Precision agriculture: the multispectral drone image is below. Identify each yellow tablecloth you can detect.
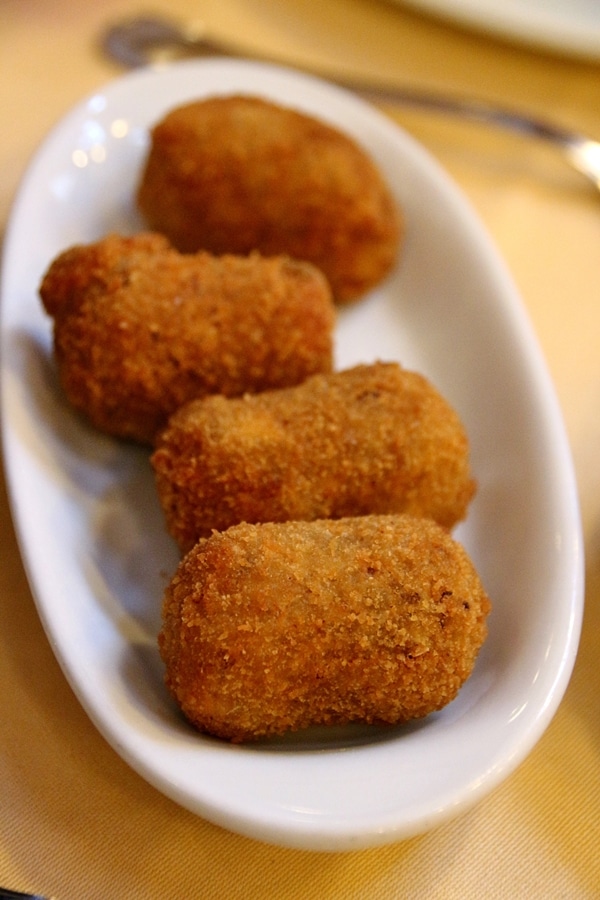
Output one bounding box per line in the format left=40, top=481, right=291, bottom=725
left=1, top=1, right=599, bottom=897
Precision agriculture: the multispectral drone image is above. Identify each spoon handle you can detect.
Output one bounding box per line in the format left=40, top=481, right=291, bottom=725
left=101, top=15, right=600, bottom=191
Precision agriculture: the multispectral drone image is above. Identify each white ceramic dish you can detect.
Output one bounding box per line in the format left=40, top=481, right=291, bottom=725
left=393, top=0, right=600, bottom=60
left=1, top=59, right=583, bottom=851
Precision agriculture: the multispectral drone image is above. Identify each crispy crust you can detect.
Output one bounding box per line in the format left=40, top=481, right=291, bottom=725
left=39, top=232, right=335, bottom=444
left=159, top=515, right=491, bottom=742
left=152, top=362, right=476, bottom=551
left=137, top=95, right=402, bottom=304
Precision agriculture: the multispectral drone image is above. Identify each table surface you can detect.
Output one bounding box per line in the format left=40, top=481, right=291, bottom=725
left=1, top=1, right=599, bottom=897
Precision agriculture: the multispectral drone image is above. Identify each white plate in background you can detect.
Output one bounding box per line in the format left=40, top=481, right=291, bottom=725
left=393, top=0, right=600, bottom=60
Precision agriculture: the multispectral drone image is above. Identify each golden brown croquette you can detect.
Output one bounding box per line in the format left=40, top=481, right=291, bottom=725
left=39, top=232, right=335, bottom=444
left=159, top=514, right=491, bottom=742
left=137, top=95, right=402, bottom=303
left=151, top=362, right=476, bottom=552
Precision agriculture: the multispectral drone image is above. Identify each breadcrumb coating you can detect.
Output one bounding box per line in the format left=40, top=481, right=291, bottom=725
left=152, top=362, right=476, bottom=552
left=39, top=232, right=335, bottom=443
left=137, top=95, right=402, bottom=304
left=159, top=515, right=491, bottom=742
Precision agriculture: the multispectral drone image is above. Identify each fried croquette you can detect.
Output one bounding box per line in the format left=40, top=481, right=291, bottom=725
left=137, top=95, right=402, bottom=304
left=39, top=232, right=335, bottom=444
left=159, top=514, right=491, bottom=742
left=151, top=362, right=476, bottom=552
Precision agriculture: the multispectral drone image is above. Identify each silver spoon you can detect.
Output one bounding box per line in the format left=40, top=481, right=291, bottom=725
left=101, top=14, right=600, bottom=191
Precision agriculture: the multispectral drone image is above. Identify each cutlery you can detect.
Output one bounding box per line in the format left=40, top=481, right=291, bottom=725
left=101, top=14, right=600, bottom=192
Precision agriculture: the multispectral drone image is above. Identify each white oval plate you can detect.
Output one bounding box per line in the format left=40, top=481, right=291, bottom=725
left=0, top=59, right=583, bottom=851
left=392, top=0, right=600, bottom=60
